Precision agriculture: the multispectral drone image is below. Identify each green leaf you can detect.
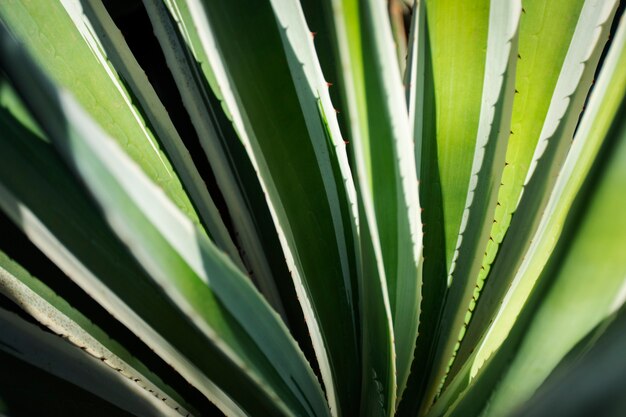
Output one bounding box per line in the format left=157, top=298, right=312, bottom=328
left=424, top=0, right=490, bottom=272
left=397, top=2, right=445, bottom=413
left=324, top=0, right=424, bottom=410
left=399, top=1, right=493, bottom=409
left=0, top=31, right=330, bottom=416
left=140, top=0, right=291, bottom=317
left=300, top=1, right=396, bottom=415
left=466, top=0, right=620, bottom=376
left=0, top=338, right=134, bottom=417
left=460, top=1, right=619, bottom=370
left=510, top=307, right=626, bottom=417
left=0, top=89, right=244, bottom=416
left=0, top=250, right=195, bottom=416
left=427, top=17, right=626, bottom=415
left=0, top=306, right=173, bottom=416
left=475, top=0, right=585, bottom=283
left=481, top=40, right=626, bottom=413
left=360, top=0, right=423, bottom=408
left=422, top=0, right=522, bottom=407
left=0, top=0, right=227, bottom=250
left=166, top=0, right=365, bottom=414
left=77, top=0, right=244, bottom=267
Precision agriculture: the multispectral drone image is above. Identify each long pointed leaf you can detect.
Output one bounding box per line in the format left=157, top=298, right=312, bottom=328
left=78, top=0, right=244, bottom=267
left=422, top=1, right=521, bottom=407
left=0, top=306, right=175, bottom=416
left=140, top=0, right=290, bottom=316
left=468, top=0, right=619, bottom=373
left=0, top=31, right=330, bottom=416
left=171, top=1, right=364, bottom=414
left=0, top=0, right=224, bottom=249
left=324, top=0, right=424, bottom=410
left=427, top=17, right=626, bottom=414
left=0, top=250, right=194, bottom=416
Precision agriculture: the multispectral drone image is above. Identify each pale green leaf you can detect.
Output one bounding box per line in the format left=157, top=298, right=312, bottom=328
left=510, top=307, right=626, bottom=417
left=468, top=0, right=620, bottom=374
left=482, top=32, right=626, bottom=410
left=422, top=1, right=521, bottom=408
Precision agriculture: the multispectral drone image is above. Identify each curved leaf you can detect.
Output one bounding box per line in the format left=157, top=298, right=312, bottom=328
left=0, top=250, right=194, bottom=416
left=0, top=31, right=330, bottom=417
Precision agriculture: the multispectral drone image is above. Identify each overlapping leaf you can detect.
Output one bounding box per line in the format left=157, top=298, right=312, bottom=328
left=0, top=29, right=329, bottom=417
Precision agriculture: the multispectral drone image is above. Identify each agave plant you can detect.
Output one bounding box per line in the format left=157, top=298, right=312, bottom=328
left=0, top=0, right=625, bottom=415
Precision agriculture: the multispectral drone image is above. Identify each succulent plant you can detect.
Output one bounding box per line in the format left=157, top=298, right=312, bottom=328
left=0, top=0, right=625, bottom=416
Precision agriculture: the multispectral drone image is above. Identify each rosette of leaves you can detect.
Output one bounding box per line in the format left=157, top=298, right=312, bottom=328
left=0, top=0, right=625, bottom=416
